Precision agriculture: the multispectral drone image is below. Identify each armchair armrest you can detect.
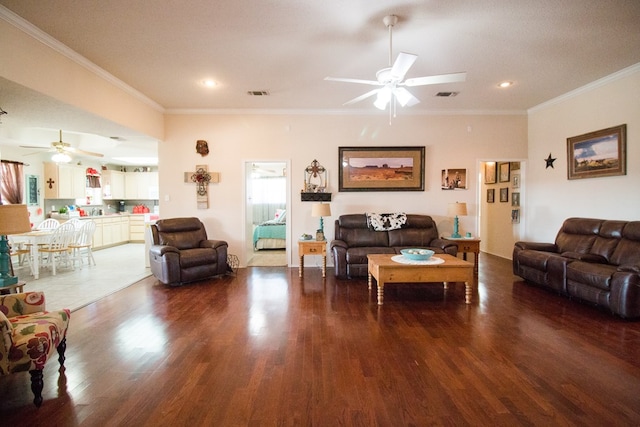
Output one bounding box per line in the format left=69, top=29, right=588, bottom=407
left=200, top=239, right=228, bottom=250
left=0, top=292, right=46, bottom=317
left=330, top=240, right=348, bottom=250
left=618, top=264, right=640, bottom=273
left=149, top=244, right=180, bottom=257
left=514, top=241, right=558, bottom=252
left=561, top=252, right=608, bottom=263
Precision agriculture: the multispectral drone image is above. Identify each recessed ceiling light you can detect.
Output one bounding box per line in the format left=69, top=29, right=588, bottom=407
left=498, top=81, right=513, bottom=88
left=202, top=79, right=217, bottom=88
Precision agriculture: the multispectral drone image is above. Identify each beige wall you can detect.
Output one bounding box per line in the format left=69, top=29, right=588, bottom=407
left=0, top=18, right=164, bottom=140
left=527, top=65, right=640, bottom=243
left=162, top=113, right=528, bottom=265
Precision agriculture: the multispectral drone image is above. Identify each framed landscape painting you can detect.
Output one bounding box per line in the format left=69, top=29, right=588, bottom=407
left=338, top=146, right=425, bottom=191
left=567, top=124, right=626, bottom=180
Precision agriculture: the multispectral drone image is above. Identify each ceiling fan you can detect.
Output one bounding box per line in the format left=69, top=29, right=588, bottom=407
left=324, top=15, right=466, bottom=118
left=20, top=130, right=104, bottom=162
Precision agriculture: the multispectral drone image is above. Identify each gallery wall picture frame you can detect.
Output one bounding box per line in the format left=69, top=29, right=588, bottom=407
left=487, top=188, right=495, bottom=203
left=499, top=162, right=511, bottom=182
left=338, top=146, right=425, bottom=191
left=26, top=174, right=39, bottom=206
left=500, top=187, right=509, bottom=202
left=512, top=192, right=520, bottom=207
left=484, top=162, right=497, bottom=184
left=512, top=173, right=520, bottom=188
left=441, top=168, right=467, bottom=190
left=511, top=209, right=520, bottom=224
left=567, top=124, right=626, bottom=180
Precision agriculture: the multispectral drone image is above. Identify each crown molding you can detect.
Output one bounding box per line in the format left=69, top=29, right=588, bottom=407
left=165, top=108, right=526, bottom=116
left=0, top=5, right=164, bottom=113
left=528, top=62, right=640, bottom=114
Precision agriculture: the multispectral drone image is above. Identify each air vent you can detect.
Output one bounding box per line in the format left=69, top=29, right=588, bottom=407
left=435, top=91, right=459, bottom=97
left=247, top=90, right=270, bottom=96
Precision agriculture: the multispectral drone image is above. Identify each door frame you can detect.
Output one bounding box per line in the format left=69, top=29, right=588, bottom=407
left=242, top=159, right=291, bottom=267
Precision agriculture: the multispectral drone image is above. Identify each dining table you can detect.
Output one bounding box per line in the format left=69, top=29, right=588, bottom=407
left=10, top=230, right=54, bottom=280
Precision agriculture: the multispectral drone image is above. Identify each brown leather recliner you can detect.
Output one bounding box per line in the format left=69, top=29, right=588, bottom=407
left=149, top=217, right=229, bottom=286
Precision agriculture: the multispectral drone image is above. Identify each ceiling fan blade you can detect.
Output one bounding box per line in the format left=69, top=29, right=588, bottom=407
left=324, top=77, right=381, bottom=86
left=343, top=89, right=381, bottom=106
left=19, top=145, right=50, bottom=150
left=404, top=72, right=467, bottom=87
left=73, top=148, right=104, bottom=158
left=390, top=52, right=417, bottom=81
left=394, top=87, right=420, bottom=107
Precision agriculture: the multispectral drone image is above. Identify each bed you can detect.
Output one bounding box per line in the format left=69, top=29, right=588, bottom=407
left=253, top=210, right=286, bottom=250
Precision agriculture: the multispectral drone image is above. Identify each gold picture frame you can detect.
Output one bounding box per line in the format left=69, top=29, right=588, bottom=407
left=499, top=162, right=510, bottom=182
left=567, top=124, right=626, bottom=180
left=484, top=162, right=497, bottom=184
left=338, top=146, right=425, bottom=191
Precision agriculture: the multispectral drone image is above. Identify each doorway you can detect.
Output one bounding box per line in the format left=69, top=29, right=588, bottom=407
left=244, top=161, right=289, bottom=266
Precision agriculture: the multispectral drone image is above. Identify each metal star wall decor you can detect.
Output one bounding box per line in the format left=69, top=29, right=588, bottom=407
left=545, top=153, right=556, bottom=169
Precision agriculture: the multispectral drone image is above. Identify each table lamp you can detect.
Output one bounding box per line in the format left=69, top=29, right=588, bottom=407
left=448, top=202, right=467, bottom=238
left=311, top=202, right=332, bottom=240
left=0, top=204, right=32, bottom=287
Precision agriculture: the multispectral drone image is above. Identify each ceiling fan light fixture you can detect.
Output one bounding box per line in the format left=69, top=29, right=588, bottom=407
left=51, top=152, right=71, bottom=163
left=374, top=87, right=392, bottom=110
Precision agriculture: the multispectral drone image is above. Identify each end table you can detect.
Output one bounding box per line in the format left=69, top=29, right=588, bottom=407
left=298, top=239, right=327, bottom=278
left=444, top=237, right=480, bottom=274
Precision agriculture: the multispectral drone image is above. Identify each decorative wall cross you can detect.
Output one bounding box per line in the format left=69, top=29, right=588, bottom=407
left=184, top=165, right=220, bottom=209
left=47, top=178, right=55, bottom=189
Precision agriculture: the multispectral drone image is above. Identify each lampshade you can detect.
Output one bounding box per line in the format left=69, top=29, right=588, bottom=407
left=311, top=203, right=331, bottom=218
left=448, top=202, right=468, bottom=217
left=0, top=204, right=32, bottom=235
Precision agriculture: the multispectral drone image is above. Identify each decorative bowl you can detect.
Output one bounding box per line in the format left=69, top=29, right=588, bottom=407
left=400, top=248, right=435, bottom=261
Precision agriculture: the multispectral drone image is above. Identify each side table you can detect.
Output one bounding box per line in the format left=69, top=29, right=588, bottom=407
left=444, top=237, right=481, bottom=274
left=298, top=239, right=327, bottom=278
left=0, top=280, right=26, bottom=295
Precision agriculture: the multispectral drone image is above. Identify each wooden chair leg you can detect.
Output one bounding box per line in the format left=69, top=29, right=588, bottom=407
left=29, top=369, right=44, bottom=407
left=57, top=337, right=67, bottom=368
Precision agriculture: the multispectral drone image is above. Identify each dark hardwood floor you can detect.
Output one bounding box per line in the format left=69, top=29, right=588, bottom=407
left=1, top=253, right=639, bottom=426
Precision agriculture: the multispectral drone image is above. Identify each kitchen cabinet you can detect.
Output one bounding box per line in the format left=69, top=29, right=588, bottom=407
left=44, top=162, right=86, bottom=199
left=125, top=172, right=159, bottom=199
left=129, top=215, right=145, bottom=242
left=102, top=170, right=125, bottom=199
left=89, top=216, right=129, bottom=249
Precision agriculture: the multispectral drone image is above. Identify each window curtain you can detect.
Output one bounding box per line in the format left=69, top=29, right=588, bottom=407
left=251, top=176, right=286, bottom=224
left=0, top=160, right=24, bottom=204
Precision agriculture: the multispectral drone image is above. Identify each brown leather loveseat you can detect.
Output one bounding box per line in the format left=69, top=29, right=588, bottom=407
left=331, top=214, right=457, bottom=279
left=149, top=217, right=229, bottom=286
left=513, top=217, right=640, bottom=319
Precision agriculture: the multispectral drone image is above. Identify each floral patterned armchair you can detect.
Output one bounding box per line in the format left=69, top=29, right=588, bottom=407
left=0, top=292, right=70, bottom=407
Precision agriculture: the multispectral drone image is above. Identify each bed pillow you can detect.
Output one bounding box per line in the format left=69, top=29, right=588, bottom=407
left=276, top=210, right=286, bottom=223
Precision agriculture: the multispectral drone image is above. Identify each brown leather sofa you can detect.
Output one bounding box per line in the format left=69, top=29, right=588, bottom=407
left=149, top=217, right=229, bottom=286
left=330, top=214, right=457, bottom=279
left=513, top=217, right=640, bottom=319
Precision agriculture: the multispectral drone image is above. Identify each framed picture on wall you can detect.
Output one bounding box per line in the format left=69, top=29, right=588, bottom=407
left=512, top=192, right=520, bottom=207
left=500, top=187, right=509, bottom=202
left=511, top=209, right=520, bottom=223
left=567, top=124, right=626, bottom=180
left=487, top=188, right=495, bottom=203
left=338, top=146, right=425, bottom=191
left=484, top=162, right=497, bottom=184
left=499, top=162, right=510, bottom=182
left=441, top=168, right=467, bottom=190
left=26, top=175, right=39, bottom=206
left=512, top=173, right=520, bottom=188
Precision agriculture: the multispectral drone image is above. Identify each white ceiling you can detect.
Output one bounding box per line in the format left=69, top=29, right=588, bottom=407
left=1, top=0, right=639, bottom=164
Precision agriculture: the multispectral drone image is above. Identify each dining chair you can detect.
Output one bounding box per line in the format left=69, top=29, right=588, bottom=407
left=69, top=220, right=97, bottom=269
left=36, top=218, right=60, bottom=230
left=37, top=222, right=76, bottom=275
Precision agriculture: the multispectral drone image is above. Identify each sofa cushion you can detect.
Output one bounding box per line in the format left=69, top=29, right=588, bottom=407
left=554, top=217, right=601, bottom=254
left=567, top=261, right=617, bottom=291
left=346, top=247, right=395, bottom=265
left=179, top=248, right=218, bottom=269
left=610, top=221, right=640, bottom=267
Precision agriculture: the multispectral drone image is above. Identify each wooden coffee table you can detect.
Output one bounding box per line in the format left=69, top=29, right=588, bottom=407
left=367, top=254, right=474, bottom=305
